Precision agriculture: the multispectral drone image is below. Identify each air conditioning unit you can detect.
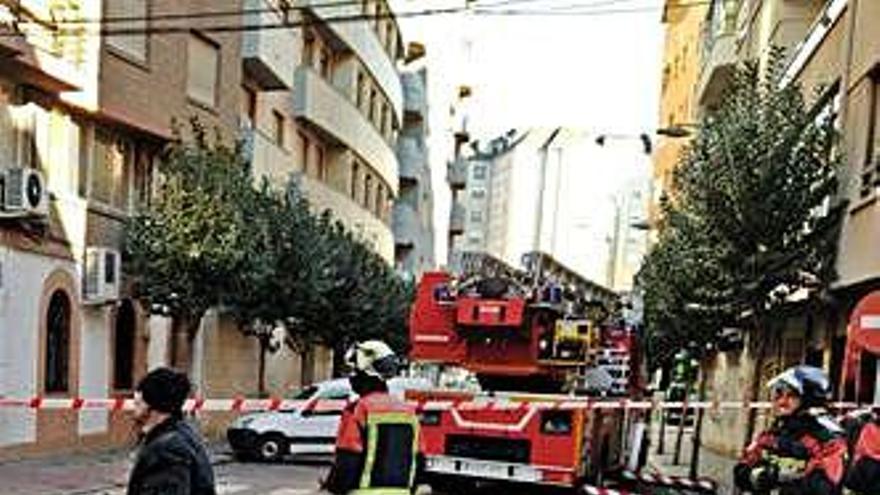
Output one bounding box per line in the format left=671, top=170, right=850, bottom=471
left=1, top=167, right=48, bottom=217
left=83, top=247, right=120, bottom=305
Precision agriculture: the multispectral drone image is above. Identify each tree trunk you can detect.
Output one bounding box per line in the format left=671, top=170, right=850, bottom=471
left=689, top=360, right=709, bottom=479
left=170, top=316, right=198, bottom=373
left=742, top=309, right=768, bottom=450
left=258, top=337, right=268, bottom=398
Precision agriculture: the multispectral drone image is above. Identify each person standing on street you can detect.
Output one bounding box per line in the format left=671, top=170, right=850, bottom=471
left=733, top=365, right=846, bottom=495
left=322, top=340, right=420, bottom=495
left=127, top=367, right=216, bottom=495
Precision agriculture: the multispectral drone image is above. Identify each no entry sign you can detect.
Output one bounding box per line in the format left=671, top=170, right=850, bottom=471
left=851, top=290, right=880, bottom=354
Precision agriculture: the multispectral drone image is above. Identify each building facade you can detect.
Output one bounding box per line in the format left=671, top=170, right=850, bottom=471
left=393, top=66, right=435, bottom=280
left=656, top=0, right=880, bottom=462
left=0, top=0, right=408, bottom=458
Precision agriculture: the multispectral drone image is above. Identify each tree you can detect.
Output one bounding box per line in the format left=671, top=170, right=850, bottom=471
left=125, top=121, right=258, bottom=369
left=127, top=120, right=415, bottom=389
left=639, top=53, right=845, bottom=445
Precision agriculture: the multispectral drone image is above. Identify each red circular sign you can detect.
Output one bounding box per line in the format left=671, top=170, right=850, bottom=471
left=850, top=290, right=880, bottom=354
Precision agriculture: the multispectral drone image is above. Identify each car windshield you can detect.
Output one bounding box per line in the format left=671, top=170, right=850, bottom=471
left=291, top=385, right=318, bottom=400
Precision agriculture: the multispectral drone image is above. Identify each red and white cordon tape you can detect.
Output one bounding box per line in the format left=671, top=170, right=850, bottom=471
left=620, top=469, right=717, bottom=492
left=0, top=397, right=873, bottom=412
left=583, top=486, right=639, bottom=495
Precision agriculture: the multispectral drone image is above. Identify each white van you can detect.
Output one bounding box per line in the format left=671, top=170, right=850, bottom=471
left=226, top=377, right=430, bottom=462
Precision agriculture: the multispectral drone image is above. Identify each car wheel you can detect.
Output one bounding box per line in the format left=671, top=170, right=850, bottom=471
left=256, top=434, right=288, bottom=462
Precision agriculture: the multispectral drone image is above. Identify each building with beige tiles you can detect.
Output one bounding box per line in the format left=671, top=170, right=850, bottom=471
left=663, top=0, right=880, bottom=462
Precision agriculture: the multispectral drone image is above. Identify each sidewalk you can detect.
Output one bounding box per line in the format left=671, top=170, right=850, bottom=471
left=644, top=418, right=737, bottom=495
left=0, top=443, right=234, bottom=494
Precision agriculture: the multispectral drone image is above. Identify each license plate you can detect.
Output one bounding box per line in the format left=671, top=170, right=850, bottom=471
left=426, top=456, right=540, bottom=482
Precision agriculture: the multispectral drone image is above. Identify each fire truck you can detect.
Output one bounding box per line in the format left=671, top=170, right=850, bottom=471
left=406, top=253, right=641, bottom=491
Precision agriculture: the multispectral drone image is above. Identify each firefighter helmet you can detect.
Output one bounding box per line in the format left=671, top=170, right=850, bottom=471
left=767, top=365, right=831, bottom=407
left=345, top=340, right=399, bottom=380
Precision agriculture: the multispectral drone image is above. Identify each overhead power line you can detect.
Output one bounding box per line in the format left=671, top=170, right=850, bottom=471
left=3, top=0, right=712, bottom=38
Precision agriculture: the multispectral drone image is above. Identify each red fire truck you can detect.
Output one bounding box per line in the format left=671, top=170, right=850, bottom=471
left=407, top=257, right=641, bottom=491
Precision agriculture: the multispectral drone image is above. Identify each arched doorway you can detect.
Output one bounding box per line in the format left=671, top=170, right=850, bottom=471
left=45, top=290, right=71, bottom=393
left=113, top=299, right=137, bottom=390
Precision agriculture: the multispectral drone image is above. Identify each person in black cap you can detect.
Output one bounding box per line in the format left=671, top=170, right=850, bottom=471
left=127, top=367, right=216, bottom=495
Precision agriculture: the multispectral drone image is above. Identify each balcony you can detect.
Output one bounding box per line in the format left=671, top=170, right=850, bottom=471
left=0, top=24, right=84, bottom=94
left=449, top=200, right=465, bottom=234
left=241, top=126, right=294, bottom=186
left=393, top=202, right=419, bottom=248
left=696, top=2, right=738, bottom=107
left=447, top=158, right=467, bottom=190
left=241, top=0, right=296, bottom=90
left=397, top=136, right=426, bottom=183
left=295, top=172, right=394, bottom=262
left=402, top=71, right=427, bottom=122
left=296, top=0, right=403, bottom=122
left=294, top=66, right=399, bottom=194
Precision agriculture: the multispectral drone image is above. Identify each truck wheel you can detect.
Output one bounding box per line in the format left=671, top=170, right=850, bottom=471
left=256, top=433, right=288, bottom=462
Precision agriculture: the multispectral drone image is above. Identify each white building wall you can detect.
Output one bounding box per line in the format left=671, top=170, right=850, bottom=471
left=147, top=316, right=172, bottom=371
left=0, top=250, right=77, bottom=447
left=79, top=308, right=109, bottom=435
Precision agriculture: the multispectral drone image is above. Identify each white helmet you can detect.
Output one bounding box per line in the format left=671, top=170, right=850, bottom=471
left=344, top=340, right=399, bottom=380
left=767, top=365, right=830, bottom=406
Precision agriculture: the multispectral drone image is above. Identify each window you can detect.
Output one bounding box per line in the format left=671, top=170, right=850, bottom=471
left=272, top=110, right=285, bottom=147
left=91, top=129, right=132, bottom=210
left=303, top=34, right=315, bottom=66
left=369, top=89, right=377, bottom=121
left=385, top=23, right=395, bottom=55
left=186, top=33, right=219, bottom=108
left=472, top=165, right=487, bottom=180
left=316, top=145, right=326, bottom=181
left=470, top=210, right=483, bottom=223
left=241, top=86, right=257, bottom=128
left=375, top=184, right=384, bottom=216
left=470, top=188, right=486, bottom=199
left=351, top=161, right=359, bottom=198
left=45, top=290, right=71, bottom=394
left=105, top=0, right=148, bottom=61
left=113, top=300, right=136, bottom=390
left=364, top=174, right=373, bottom=209
left=133, top=148, right=153, bottom=207
left=380, top=104, right=387, bottom=136
left=356, top=72, right=365, bottom=107
left=299, top=132, right=310, bottom=174
left=319, top=48, right=331, bottom=79
left=861, top=74, right=880, bottom=199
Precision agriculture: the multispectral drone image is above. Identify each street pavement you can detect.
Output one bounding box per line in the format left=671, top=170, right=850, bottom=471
left=0, top=446, right=332, bottom=495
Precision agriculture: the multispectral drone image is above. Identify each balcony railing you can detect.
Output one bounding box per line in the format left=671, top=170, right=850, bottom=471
left=449, top=200, right=466, bottom=234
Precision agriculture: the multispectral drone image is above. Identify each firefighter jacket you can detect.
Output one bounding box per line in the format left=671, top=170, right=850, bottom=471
left=324, top=391, right=420, bottom=495
left=734, top=411, right=846, bottom=495
left=843, top=412, right=880, bottom=495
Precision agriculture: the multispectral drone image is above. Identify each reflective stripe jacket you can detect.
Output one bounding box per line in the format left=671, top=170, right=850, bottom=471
left=326, top=391, right=420, bottom=495
left=735, top=412, right=846, bottom=495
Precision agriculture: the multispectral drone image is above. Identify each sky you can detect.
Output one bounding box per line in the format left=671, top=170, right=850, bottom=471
left=391, top=0, right=666, bottom=269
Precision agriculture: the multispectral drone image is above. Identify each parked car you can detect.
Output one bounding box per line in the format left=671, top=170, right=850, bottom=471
left=226, top=377, right=431, bottom=462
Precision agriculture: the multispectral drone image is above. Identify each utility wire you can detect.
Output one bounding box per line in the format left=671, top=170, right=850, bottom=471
left=4, top=0, right=710, bottom=38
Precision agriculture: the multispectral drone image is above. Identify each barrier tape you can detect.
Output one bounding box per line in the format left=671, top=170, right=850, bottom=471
left=620, top=469, right=717, bottom=492
left=584, top=486, right=639, bottom=495
left=0, top=396, right=875, bottom=412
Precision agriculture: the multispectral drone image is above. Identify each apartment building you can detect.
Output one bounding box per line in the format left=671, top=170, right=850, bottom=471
left=393, top=65, right=435, bottom=280
left=651, top=0, right=709, bottom=220
left=666, top=0, right=880, bottom=460
left=0, top=0, right=408, bottom=458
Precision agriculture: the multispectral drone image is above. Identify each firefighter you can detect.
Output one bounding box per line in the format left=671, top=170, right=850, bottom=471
left=734, top=365, right=847, bottom=495
left=322, top=340, right=420, bottom=495
left=842, top=408, right=880, bottom=495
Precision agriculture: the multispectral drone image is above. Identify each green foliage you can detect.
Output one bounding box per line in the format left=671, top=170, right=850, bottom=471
left=125, top=120, right=413, bottom=373
left=639, top=53, right=845, bottom=367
